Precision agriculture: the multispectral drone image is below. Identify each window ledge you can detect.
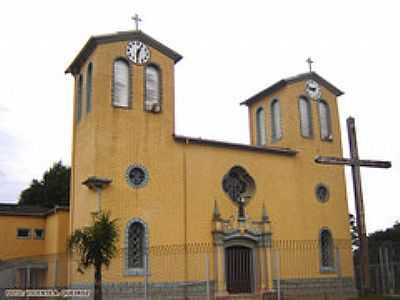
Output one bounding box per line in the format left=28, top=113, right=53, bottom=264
left=124, top=268, right=148, bottom=276
left=16, top=236, right=31, bottom=240
left=112, top=104, right=131, bottom=110
left=320, top=266, right=336, bottom=273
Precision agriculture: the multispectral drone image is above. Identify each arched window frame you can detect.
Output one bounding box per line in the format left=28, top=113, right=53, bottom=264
left=76, top=74, right=83, bottom=123
left=270, top=98, right=282, bottom=142
left=112, top=57, right=131, bottom=108
left=125, top=218, right=149, bottom=276
left=317, top=99, right=333, bottom=141
left=144, top=63, right=162, bottom=112
left=319, top=228, right=335, bottom=272
left=298, top=96, right=313, bottom=138
left=255, top=107, right=266, bottom=146
left=86, top=62, right=93, bottom=114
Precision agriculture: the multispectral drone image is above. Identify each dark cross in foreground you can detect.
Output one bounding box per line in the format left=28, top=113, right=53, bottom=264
left=315, top=117, right=391, bottom=295
left=132, top=14, right=142, bottom=31
left=306, top=57, right=314, bottom=72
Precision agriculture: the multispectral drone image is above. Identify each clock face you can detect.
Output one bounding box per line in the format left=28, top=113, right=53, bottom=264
left=126, top=40, right=150, bottom=65
left=305, top=79, right=321, bottom=99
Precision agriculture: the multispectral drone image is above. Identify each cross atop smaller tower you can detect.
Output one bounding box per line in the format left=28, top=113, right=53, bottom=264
left=132, top=14, right=142, bottom=31
left=306, top=57, right=314, bottom=72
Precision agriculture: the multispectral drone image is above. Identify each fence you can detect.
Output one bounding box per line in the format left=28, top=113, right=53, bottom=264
left=354, top=242, right=400, bottom=296
left=1, top=240, right=357, bottom=300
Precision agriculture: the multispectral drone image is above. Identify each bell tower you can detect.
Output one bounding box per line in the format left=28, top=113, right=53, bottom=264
left=65, top=28, right=182, bottom=233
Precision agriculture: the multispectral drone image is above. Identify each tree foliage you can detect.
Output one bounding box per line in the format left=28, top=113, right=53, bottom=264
left=350, top=213, right=359, bottom=249
left=353, top=221, right=400, bottom=265
left=367, top=221, right=400, bottom=264
left=19, top=161, right=70, bottom=208
left=69, top=211, right=119, bottom=300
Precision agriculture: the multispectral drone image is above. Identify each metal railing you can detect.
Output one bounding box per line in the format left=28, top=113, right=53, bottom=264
left=0, top=240, right=359, bottom=300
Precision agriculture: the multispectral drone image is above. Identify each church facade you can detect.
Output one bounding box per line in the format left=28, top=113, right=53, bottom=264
left=65, top=29, right=355, bottom=298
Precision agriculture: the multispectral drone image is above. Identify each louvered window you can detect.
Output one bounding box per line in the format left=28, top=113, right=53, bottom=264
left=299, top=96, right=312, bottom=137
left=145, top=65, right=161, bottom=112
left=113, top=59, right=130, bottom=107
left=128, top=222, right=144, bottom=269
left=86, top=63, right=93, bottom=113
left=318, top=100, right=332, bottom=140
left=271, top=99, right=282, bottom=141
left=256, top=108, right=266, bottom=146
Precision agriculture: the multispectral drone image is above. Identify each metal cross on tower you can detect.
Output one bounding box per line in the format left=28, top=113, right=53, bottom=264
left=306, top=57, right=314, bottom=72
left=315, top=117, right=392, bottom=295
left=132, top=14, right=142, bottom=31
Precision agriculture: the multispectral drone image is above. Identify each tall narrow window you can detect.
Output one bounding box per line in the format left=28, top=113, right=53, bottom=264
left=113, top=59, right=130, bottom=107
left=125, top=219, right=147, bottom=275
left=318, top=100, right=332, bottom=140
left=256, top=107, right=266, bottom=146
left=76, top=75, right=83, bottom=123
left=271, top=99, right=282, bottom=141
left=299, top=96, right=312, bottom=137
left=145, top=65, right=161, bottom=112
left=320, top=229, right=334, bottom=270
left=86, top=63, right=93, bottom=113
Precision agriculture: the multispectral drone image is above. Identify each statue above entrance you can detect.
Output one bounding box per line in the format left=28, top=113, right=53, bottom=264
left=222, top=166, right=255, bottom=219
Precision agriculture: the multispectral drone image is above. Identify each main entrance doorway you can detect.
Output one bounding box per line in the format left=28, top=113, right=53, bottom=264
left=225, top=246, right=254, bottom=294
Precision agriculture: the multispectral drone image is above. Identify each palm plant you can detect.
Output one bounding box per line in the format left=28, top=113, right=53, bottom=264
left=69, top=211, right=119, bottom=300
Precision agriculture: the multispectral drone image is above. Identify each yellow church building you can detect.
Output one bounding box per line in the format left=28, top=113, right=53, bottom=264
left=0, top=26, right=359, bottom=299
left=63, top=27, right=355, bottom=299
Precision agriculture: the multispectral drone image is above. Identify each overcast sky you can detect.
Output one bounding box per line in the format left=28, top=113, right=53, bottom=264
left=0, top=0, right=398, bottom=233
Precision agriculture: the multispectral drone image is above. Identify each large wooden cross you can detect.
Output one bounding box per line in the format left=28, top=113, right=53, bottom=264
left=315, top=117, right=391, bottom=295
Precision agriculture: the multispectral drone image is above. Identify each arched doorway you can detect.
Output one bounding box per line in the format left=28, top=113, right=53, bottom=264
left=225, top=245, right=254, bottom=294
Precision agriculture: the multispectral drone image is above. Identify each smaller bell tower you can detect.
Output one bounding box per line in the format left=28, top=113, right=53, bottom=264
left=241, top=71, right=344, bottom=152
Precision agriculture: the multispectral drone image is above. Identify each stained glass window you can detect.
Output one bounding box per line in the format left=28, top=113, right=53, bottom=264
left=126, top=165, right=149, bottom=188
left=128, top=222, right=144, bottom=269
left=316, top=184, right=329, bottom=203
left=320, top=229, right=334, bottom=269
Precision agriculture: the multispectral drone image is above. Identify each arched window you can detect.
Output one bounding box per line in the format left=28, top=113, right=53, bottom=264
left=299, top=96, right=313, bottom=137
left=320, top=229, right=334, bottom=270
left=145, top=65, right=161, bottom=112
left=271, top=99, right=282, bottom=141
left=256, top=107, right=266, bottom=146
left=76, top=74, right=83, bottom=123
left=113, top=59, right=130, bottom=107
left=86, top=63, right=93, bottom=113
left=318, top=100, right=332, bottom=140
left=125, top=219, right=147, bottom=275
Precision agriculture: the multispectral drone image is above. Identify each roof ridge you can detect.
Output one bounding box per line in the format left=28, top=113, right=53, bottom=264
left=241, top=72, right=344, bottom=106
left=65, top=30, right=182, bottom=74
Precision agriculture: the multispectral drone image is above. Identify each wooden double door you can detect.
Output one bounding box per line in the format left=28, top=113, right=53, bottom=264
left=225, top=246, right=254, bottom=294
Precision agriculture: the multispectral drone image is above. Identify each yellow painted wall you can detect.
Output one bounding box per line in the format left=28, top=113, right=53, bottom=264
left=69, top=37, right=353, bottom=286
left=0, top=210, right=69, bottom=287
left=0, top=216, right=45, bottom=260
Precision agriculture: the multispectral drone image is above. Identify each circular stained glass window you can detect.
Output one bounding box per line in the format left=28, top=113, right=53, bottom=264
left=126, top=165, right=149, bottom=188
left=315, top=183, right=329, bottom=203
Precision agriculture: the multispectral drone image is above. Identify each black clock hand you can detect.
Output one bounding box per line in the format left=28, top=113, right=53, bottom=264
left=136, top=44, right=143, bottom=61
